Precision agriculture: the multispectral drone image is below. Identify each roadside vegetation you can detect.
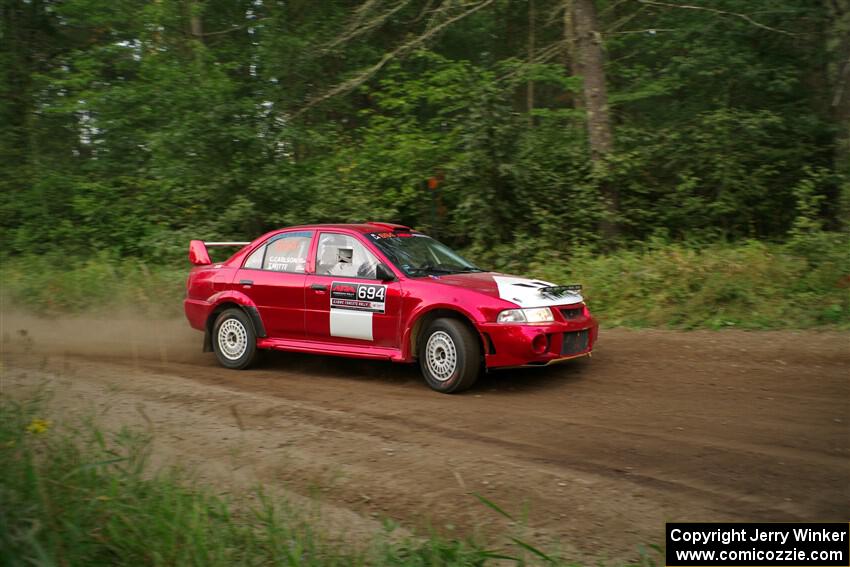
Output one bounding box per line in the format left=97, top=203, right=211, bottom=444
left=1, top=393, right=645, bottom=566
left=3, top=231, right=847, bottom=328
left=529, top=236, right=850, bottom=329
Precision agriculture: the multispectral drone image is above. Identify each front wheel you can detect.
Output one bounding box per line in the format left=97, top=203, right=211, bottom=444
left=419, top=318, right=481, bottom=393
left=212, top=308, right=258, bottom=369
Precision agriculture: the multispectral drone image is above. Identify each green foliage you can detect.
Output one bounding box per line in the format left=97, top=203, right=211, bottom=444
left=521, top=238, right=850, bottom=329
left=1, top=0, right=845, bottom=260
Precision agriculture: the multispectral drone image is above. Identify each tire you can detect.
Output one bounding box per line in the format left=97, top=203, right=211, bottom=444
left=418, top=318, right=481, bottom=393
left=212, top=308, right=258, bottom=369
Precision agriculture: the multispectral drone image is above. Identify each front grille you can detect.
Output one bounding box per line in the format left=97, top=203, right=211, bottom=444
left=561, top=330, right=589, bottom=356
left=560, top=307, right=583, bottom=320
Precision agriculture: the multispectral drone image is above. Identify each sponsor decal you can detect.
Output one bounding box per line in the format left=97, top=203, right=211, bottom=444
left=329, top=281, right=387, bottom=341
left=270, top=238, right=303, bottom=252
left=369, top=231, right=414, bottom=240
left=538, top=284, right=582, bottom=300
left=266, top=255, right=305, bottom=272
left=330, top=282, right=387, bottom=314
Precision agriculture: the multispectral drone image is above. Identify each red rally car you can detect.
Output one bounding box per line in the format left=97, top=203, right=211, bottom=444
left=184, top=222, right=598, bottom=393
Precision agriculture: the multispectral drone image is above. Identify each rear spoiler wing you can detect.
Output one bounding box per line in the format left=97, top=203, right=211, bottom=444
left=189, top=240, right=250, bottom=266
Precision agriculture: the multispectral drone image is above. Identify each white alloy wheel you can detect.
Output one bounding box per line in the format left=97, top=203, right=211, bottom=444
left=425, top=330, right=458, bottom=382
left=217, top=318, right=248, bottom=361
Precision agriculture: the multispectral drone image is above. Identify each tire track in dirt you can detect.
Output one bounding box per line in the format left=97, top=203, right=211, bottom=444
left=2, top=314, right=848, bottom=563
left=70, top=352, right=845, bottom=518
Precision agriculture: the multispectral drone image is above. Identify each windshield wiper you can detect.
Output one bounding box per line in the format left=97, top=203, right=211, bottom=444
left=408, top=266, right=456, bottom=276
left=408, top=264, right=482, bottom=276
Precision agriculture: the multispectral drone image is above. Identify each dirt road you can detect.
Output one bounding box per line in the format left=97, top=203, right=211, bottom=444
left=2, top=314, right=848, bottom=562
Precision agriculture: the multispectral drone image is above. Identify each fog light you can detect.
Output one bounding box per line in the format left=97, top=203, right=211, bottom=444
left=532, top=333, right=548, bottom=354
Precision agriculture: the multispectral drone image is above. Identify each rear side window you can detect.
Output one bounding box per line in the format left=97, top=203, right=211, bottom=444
left=243, top=231, right=312, bottom=273
left=244, top=246, right=264, bottom=269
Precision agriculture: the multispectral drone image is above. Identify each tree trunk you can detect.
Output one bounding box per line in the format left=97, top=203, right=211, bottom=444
left=835, top=51, right=849, bottom=173
left=572, top=0, right=612, bottom=159
left=189, top=0, right=203, bottom=42
left=562, top=0, right=582, bottom=109
left=571, top=0, right=618, bottom=237
left=826, top=0, right=850, bottom=225
left=527, top=0, right=535, bottom=125
left=829, top=3, right=849, bottom=172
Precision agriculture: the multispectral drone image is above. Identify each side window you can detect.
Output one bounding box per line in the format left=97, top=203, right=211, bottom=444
left=244, top=246, right=264, bottom=269
left=264, top=232, right=312, bottom=272
left=315, top=233, right=378, bottom=279
left=243, top=231, right=312, bottom=273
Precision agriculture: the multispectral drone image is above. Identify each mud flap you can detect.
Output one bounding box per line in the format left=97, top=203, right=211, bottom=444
left=244, top=306, right=267, bottom=338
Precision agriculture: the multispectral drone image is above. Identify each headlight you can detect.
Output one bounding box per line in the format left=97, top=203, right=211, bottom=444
left=497, top=307, right=554, bottom=323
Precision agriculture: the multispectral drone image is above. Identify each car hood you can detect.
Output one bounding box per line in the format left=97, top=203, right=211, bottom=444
left=425, top=272, right=584, bottom=308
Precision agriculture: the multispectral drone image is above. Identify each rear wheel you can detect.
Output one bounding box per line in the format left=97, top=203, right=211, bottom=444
left=212, top=308, right=258, bottom=369
left=419, top=318, right=481, bottom=393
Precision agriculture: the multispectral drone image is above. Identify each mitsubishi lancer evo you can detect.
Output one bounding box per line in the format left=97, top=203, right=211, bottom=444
left=184, top=222, right=598, bottom=393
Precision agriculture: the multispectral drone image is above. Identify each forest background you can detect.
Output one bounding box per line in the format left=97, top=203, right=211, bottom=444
left=2, top=0, right=848, bottom=328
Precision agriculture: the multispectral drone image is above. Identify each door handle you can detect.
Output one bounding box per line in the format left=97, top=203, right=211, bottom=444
left=310, top=283, right=328, bottom=292
left=239, top=279, right=253, bottom=287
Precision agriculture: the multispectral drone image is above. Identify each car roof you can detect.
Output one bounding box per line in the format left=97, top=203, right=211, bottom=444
left=284, top=222, right=412, bottom=234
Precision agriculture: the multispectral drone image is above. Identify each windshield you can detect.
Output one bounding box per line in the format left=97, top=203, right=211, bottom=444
left=368, top=232, right=482, bottom=277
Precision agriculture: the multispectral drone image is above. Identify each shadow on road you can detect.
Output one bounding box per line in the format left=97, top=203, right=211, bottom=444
left=255, top=348, right=589, bottom=395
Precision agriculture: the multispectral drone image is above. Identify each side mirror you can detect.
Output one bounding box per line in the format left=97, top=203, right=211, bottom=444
left=375, top=263, right=396, bottom=282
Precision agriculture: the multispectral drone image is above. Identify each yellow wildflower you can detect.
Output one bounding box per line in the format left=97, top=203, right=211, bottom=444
left=26, top=418, right=51, bottom=435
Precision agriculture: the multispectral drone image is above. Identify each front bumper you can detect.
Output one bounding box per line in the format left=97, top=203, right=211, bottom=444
left=478, top=313, right=599, bottom=369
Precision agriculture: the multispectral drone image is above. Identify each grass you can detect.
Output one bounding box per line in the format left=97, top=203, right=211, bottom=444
left=505, top=235, right=850, bottom=329
left=2, top=393, right=638, bottom=566
left=2, top=235, right=847, bottom=328
left=1, top=253, right=186, bottom=318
